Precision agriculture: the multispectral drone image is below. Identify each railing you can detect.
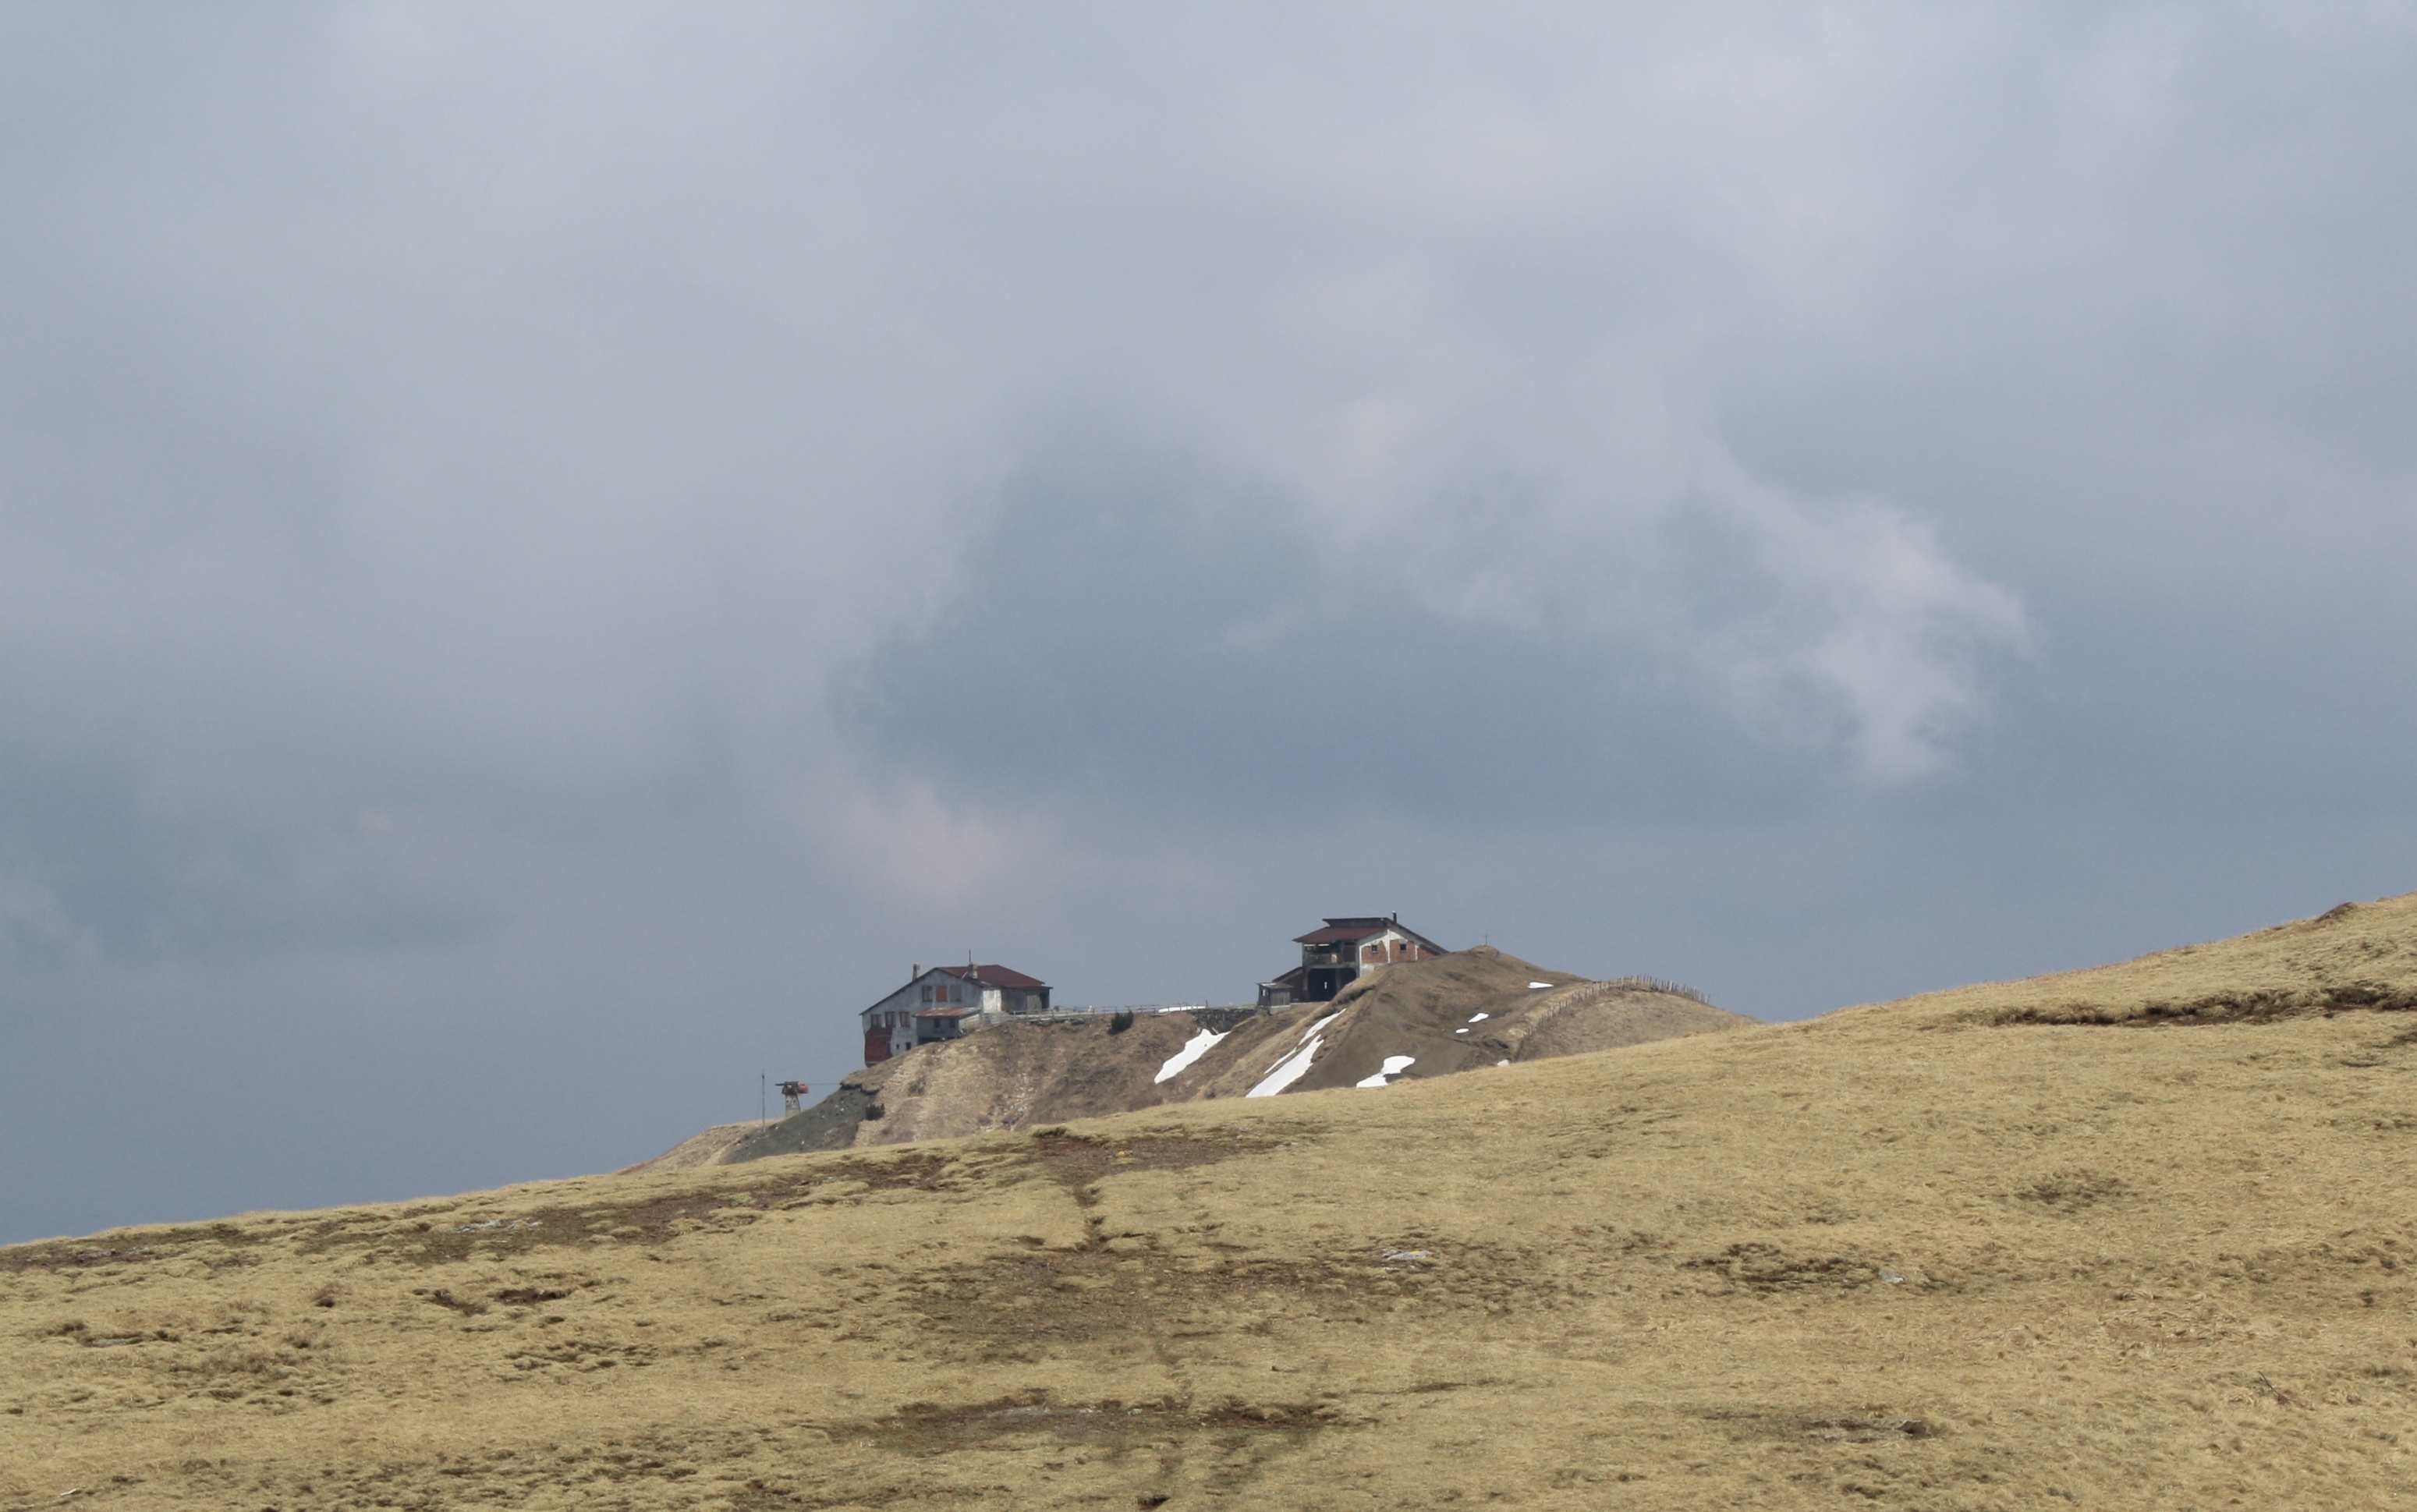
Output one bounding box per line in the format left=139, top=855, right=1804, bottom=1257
left=1037, top=1003, right=1259, bottom=1017
left=1586, top=975, right=1717, bottom=1007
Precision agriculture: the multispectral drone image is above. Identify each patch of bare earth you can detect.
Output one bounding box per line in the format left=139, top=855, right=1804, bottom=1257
left=1974, top=983, right=2417, bottom=1028
left=0, top=1221, right=270, bottom=1277
left=284, top=1152, right=973, bottom=1265
left=2007, top=1169, right=2132, bottom=1213
left=1680, top=1243, right=1891, bottom=1294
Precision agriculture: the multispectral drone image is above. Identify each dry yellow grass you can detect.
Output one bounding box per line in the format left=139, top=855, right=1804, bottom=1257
left=612, top=1124, right=763, bottom=1177
left=7, top=894, right=2416, bottom=1510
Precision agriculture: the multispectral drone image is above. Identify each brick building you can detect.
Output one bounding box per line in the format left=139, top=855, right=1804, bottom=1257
left=1257, top=915, right=1445, bottom=1006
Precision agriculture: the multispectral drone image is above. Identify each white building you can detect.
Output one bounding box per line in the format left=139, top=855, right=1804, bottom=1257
left=859, top=962, right=1051, bottom=1064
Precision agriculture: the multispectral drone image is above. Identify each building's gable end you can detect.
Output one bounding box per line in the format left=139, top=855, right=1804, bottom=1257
left=856, top=962, right=1053, bottom=1068
left=1353, top=926, right=1445, bottom=966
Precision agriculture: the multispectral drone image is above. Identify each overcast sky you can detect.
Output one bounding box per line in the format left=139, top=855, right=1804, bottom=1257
left=5, top=3, right=2413, bottom=1245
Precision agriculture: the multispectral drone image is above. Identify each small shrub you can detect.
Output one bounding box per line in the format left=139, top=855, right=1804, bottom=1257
left=1108, top=1010, right=1136, bottom=1035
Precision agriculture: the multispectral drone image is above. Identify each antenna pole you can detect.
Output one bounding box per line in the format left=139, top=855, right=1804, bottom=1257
left=760, top=1072, right=766, bottom=1128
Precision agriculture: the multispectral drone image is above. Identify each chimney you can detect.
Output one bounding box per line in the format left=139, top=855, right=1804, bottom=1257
left=911, top=962, right=921, bottom=979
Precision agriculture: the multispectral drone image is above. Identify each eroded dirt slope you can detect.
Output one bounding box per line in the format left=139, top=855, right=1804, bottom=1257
left=1162, top=945, right=1750, bottom=1099
left=640, top=947, right=1748, bottom=1170
left=10, top=892, right=2416, bottom=1510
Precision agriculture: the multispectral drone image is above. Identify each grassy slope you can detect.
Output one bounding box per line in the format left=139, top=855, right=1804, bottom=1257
left=6, top=894, right=2416, bottom=1510
left=613, top=1124, right=760, bottom=1176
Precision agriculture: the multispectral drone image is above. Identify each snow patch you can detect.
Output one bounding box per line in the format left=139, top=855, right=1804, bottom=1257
left=1496, top=1058, right=1510, bottom=1066
left=1466, top=1012, right=1490, bottom=1023
left=1153, top=1028, right=1227, bottom=1085
left=1528, top=981, right=1553, bottom=990
left=1454, top=1028, right=1469, bottom=1034
left=1267, top=1011, right=1341, bottom=1070
left=1249, top=1036, right=1326, bottom=1097
left=1354, top=1055, right=1416, bottom=1089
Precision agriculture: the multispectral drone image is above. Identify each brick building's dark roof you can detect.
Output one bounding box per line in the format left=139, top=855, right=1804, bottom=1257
left=1292, top=918, right=1445, bottom=952
left=934, top=963, right=1049, bottom=991
left=1293, top=918, right=1399, bottom=945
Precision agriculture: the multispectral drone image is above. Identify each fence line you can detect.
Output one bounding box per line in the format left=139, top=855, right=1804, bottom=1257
left=1585, top=975, right=1717, bottom=1007
left=1042, top=1003, right=1259, bottom=1016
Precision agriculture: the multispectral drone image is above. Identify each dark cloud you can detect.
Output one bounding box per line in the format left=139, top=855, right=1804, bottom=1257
left=5, top=4, right=2415, bottom=1243
left=845, top=453, right=1815, bottom=828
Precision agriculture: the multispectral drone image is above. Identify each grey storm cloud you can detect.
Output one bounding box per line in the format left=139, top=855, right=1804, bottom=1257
left=4, top=2, right=2415, bottom=1243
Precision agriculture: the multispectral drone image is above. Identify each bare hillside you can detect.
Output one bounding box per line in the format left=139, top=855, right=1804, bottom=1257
left=629, top=947, right=1745, bottom=1171
left=610, top=1122, right=756, bottom=1175
left=1158, top=945, right=1748, bottom=1099
left=838, top=1010, right=1207, bottom=1146
left=9, top=892, right=2417, bottom=1510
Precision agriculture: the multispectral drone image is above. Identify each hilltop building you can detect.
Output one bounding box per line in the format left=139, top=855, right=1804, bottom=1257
left=1258, top=915, right=1445, bottom=1007
left=860, top=962, right=1051, bottom=1064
